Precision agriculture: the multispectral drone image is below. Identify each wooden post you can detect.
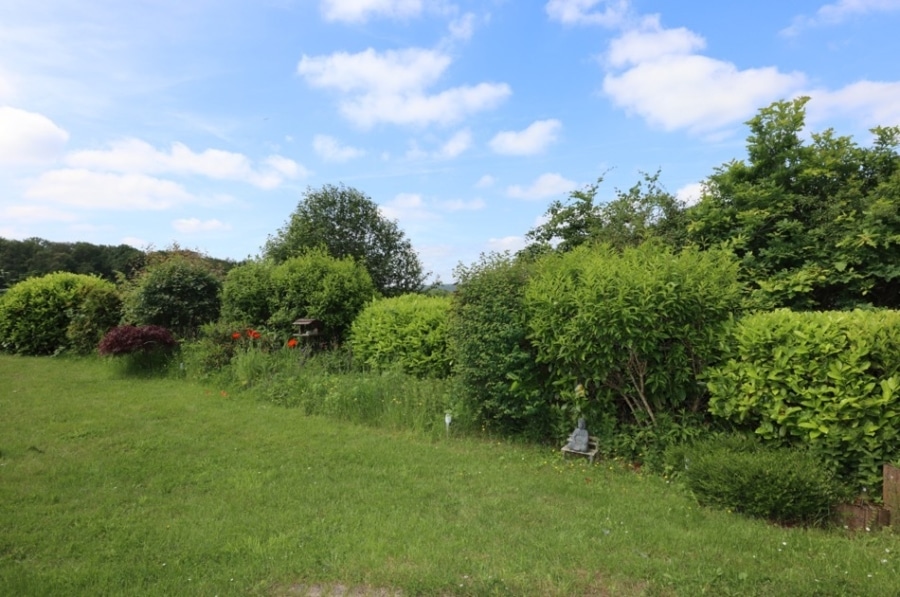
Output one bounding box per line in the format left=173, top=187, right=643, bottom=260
left=884, top=463, right=900, bottom=527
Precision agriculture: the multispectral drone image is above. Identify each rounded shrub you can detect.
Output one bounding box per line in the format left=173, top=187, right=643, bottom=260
left=0, top=272, right=120, bottom=355
left=121, top=255, right=222, bottom=336
left=220, top=260, right=274, bottom=326
left=267, top=248, right=377, bottom=342
left=349, top=294, right=452, bottom=378
left=680, top=436, right=847, bottom=526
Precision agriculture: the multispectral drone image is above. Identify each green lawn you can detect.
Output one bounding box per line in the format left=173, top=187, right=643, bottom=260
left=1, top=355, right=897, bottom=596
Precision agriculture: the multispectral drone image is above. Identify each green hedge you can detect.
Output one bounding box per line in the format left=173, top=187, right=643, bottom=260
left=706, top=309, right=900, bottom=494
left=679, top=436, right=846, bottom=526
left=0, top=272, right=120, bottom=355
left=525, top=243, right=741, bottom=431
left=349, top=294, right=451, bottom=378
left=448, top=253, right=552, bottom=439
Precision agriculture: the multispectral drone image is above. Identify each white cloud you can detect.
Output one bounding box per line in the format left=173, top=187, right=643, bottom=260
left=437, top=129, right=472, bottom=158
left=602, top=17, right=805, bottom=134
left=807, top=80, right=900, bottom=127
left=487, top=235, right=526, bottom=252
left=507, top=173, right=578, bottom=200
left=675, top=182, right=704, bottom=207
left=320, top=0, right=423, bottom=23
left=1, top=204, right=78, bottom=222
left=449, top=12, right=477, bottom=40
left=545, top=0, right=630, bottom=27
left=489, top=119, right=562, bottom=155
left=475, top=174, right=495, bottom=188
left=0, top=68, right=16, bottom=101
left=297, top=47, right=511, bottom=128
left=782, top=0, right=900, bottom=36
left=606, top=20, right=704, bottom=68
left=313, top=134, right=365, bottom=162
left=65, top=138, right=307, bottom=189
left=439, top=198, right=485, bottom=211
left=0, top=106, right=69, bottom=166
left=172, top=218, right=232, bottom=233
left=379, top=192, right=438, bottom=222
left=26, top=169, right=195, bottom=210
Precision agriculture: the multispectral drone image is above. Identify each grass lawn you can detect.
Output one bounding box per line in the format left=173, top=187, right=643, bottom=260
left=1, top=355, right=898, bottom=596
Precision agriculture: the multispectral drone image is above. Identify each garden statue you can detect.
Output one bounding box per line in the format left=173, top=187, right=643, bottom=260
left=566, top=418, right=590, bottom=452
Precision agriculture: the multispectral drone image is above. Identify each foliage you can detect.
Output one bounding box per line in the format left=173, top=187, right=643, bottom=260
left=596, top=411, right=723, bottom=473
left=98, top=325, right=178, bottom=356
left=220, top=260, right=274, bottom=325
left=64, top=280, right=124, bottom=354
left=686, top=97, right=900, bottom=310
left=98, top=325, right=179, bottom=377
left=349, top=294, right=452, bottom=378
left=448, top=252, right=553, bottom=439
left=264, top=183, right=426, bottom=297
left=525, top=243, right=742, bottom=432
left=0, top=236, right=143, bottom=291
left=0, top=272, right=120, bottom=355
left=525, top=171, right=688, bottom=254
left=267, top=248, right=376, bottom=342
left=706, top=308, right=900, bottom=495
left=120, top=252, right=222, bottom=336
left=680, top=435, right=848, bottom=526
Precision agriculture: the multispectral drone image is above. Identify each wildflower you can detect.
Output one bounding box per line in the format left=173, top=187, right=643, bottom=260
left=287, top=337, right=298, bottom=348
left=231, top=332, right=241, bottom=340
left=247, top=328, right=261, bottom=340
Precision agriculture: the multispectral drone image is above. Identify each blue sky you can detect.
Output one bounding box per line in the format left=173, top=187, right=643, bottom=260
left=2, top=0, right=899, bottom=282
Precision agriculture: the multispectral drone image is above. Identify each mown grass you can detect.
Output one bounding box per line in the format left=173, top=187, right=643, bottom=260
left=1, top=355, right=898, bottom=596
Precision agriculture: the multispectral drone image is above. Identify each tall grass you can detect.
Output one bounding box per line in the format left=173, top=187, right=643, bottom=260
left=2, top=355, right=899, bottom=596
left=183, top=344, right=473, bottom=438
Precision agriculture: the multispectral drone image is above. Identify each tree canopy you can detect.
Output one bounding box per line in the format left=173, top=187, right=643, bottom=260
left=686, top=97, right=900, bottom=310
left=264, top=184, right=426, bottom=297
left=525, top=171, right=687, bottom=255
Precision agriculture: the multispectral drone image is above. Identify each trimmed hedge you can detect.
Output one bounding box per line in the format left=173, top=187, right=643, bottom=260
left=706, top=309, right=900, bottom=494
left=349, top=294, right=452, bottom=378
left=0, top=272, right=120, bottom=355
left=680, top=436, right=846, bottom=526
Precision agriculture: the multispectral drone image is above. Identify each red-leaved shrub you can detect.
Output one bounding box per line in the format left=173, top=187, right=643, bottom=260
left=98, top=325, right=178, bottom=356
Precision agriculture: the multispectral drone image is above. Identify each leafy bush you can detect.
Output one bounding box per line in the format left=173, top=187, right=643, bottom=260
left=267, top=248, right=376, bottom=342
left=121, top=254, right=222, bottom=336
left=448, top=253, right=553, bottom=439
left=98, top=325, right=179, bottom=377
left=220, top=260, right=274, bottom=325
left=706, top=309, right=900, bottom=494
left=98, top=325, right=178, bottom=355
left=525, top=243, right=741, bottom=431
left=0, top=272, right=120, bottom=355
left=349, top=294, right=452, bottom=378
left=680, top=436, right=847, bottom=526
left=64, top=279, right=123, bottom=354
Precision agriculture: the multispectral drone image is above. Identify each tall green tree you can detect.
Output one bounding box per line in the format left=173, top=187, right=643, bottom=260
left=525, top=171, right=687, bottom=254
left=687, top=97, right=900, bottom=310
left=264, top=184, right=426, bottom=297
